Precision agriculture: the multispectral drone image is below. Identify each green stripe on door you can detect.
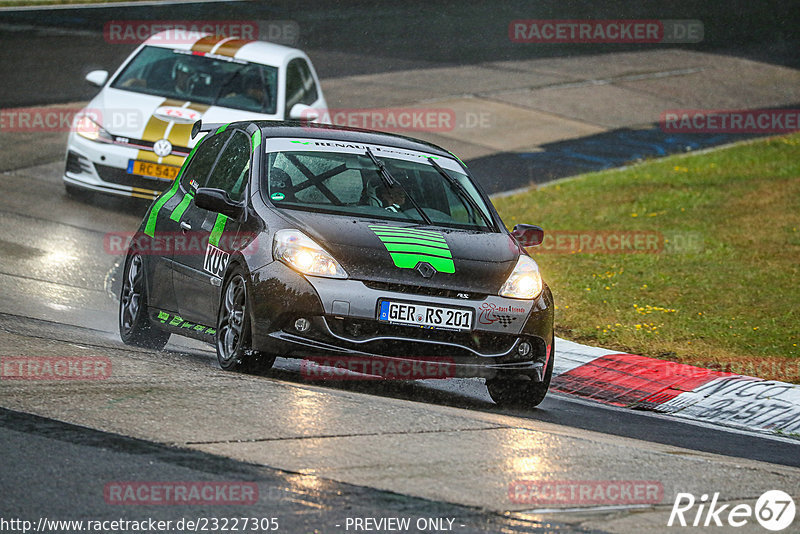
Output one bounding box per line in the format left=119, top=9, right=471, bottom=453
left=144, top=179, right=181, bottom=237
left=144, top=134, right=208, bottom=238
left=169, top=192, right=193, bottom=222
left=208, top=213, right=228, bottom=247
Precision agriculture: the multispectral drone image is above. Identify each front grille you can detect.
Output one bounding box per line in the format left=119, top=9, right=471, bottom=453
left=65, top=151, right=91, bottom=174
left=94, top=163, right=171, bottom=191
left=325, top=316, right=517, bottom=357
left=362, top=280, right=485, bottom=300
left=112, top=136, right=191, bottom=156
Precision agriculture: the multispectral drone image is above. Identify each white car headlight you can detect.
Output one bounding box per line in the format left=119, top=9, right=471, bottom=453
left=273, top=229, right=347, bottom=279
left=499, top=255, right=543, bottom=299
left=75, top=114, right=112, bottom=142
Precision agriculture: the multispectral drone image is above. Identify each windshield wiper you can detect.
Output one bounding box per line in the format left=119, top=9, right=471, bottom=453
left=364, top=149, right=432, bottom=225
left=365, top=147, right=394, bottom=187
left=427, top=157, right=495, bottom=231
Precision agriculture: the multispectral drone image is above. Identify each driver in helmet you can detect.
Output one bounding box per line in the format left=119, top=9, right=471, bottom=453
left=171, top=58, right=211, bottom=97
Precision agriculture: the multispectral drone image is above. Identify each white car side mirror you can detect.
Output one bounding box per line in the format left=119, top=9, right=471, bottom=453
left=85, top=70, right=109, bottom=87
left=289, top=103, right=319, bottom=121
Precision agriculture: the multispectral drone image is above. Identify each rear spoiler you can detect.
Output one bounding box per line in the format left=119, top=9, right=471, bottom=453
left=191, top=120, right=226, bottom=139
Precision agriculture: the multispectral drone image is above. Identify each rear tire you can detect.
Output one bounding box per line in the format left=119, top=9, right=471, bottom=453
left=216, top=268, right=275, bottom=373
left=119, top=253, right=171, bottom=350
left=487, top=335, right=554, bottom=408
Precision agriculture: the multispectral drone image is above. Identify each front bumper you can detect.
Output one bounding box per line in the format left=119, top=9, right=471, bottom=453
left=249, top=263, right=554, bottom=380
left=63, top=133, right=178, bottom=200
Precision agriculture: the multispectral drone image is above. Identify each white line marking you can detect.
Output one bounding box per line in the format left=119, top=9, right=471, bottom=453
left=516, top=504, right=654, bottom=514
left=0, top=0, right=234, bottom=12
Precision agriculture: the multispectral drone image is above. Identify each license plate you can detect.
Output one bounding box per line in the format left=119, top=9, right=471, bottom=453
left=378, top=300, right=472, bottom=331
left=127, top=160, right=180, bottom=181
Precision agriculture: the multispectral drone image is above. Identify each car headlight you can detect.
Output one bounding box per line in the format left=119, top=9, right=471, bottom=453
left=75, top=114, right=112, bottom=142
left=499, top=255, right=543, bottom=299
left=273, top=229, right=347, bottom=279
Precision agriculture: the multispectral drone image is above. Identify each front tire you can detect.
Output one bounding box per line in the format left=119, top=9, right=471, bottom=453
left=487, top=336, right=554, bottom=408
left=119, top=253, right=170, bottom=350
left=216, top=268, right=275, bottom=373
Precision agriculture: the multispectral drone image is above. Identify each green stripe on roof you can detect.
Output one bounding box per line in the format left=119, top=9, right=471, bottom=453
left=208, top=213, right=228, bottom=247
left=175, top=134, right=204, bottom=182
left=383, top=243, right=452, bottom=257
left=389, top=253, right=455, bottom=274
left=216, top=123, right=229, bottom=134
left=448, top=150, right=467, bottom=168
left=169, top=192, right=193, bottom=222
left=251, top=129, right=262, bottom=151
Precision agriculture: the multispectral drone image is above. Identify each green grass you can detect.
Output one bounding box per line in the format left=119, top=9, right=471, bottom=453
left=493, top=134, right=800, bottom=383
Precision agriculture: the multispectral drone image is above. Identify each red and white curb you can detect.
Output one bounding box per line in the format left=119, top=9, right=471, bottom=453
left=552, top=337, right=800, bottom=438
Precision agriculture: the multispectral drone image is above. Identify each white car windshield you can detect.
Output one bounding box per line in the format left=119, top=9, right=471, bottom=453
left=265, top=149, right=496, bottom=231
left=111, top=46, right=278, bottom=114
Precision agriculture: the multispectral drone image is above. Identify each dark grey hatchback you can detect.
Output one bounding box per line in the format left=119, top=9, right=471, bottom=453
left=119, top=120, right=555, bottom=407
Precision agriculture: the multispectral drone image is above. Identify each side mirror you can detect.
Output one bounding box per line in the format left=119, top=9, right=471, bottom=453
left=512, top=224, right=544, bottom=247
left=195, top=188, right=244, bottom=219
left=289, top=103, right=319, bottom=121
left=85, top=70, right=109, bottom=87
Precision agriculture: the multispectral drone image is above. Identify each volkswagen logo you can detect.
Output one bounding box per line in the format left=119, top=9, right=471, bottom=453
left=153, top=138, right=173, bottom=157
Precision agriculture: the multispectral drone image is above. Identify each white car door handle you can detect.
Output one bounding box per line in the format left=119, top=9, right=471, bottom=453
left=180, top=221, right=191, bottom=232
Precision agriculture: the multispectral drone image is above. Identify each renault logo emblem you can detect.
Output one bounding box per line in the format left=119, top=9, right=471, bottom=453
left=153, top=138, right=173, bottom=157
left=415, top=262, right=436, bottom=278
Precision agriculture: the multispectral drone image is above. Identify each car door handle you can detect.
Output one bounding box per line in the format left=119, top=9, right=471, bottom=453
left=180, top=221, right=191, bottom=232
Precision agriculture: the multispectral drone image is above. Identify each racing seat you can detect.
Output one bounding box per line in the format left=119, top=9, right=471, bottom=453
left=361, top=175, right=383, bottom=207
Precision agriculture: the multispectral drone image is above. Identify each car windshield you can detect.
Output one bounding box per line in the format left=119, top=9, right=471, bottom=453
left=264, top=148, right=495, bottom=231
left=110, top=46, right=278, bottom=114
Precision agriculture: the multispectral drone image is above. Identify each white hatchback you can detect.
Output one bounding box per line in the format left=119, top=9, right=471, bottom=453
left=64, top=31, right=327, bottom=199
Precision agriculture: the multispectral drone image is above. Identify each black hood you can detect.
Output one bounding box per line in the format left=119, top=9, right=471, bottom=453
left=275, top=210, right=521, bottom=295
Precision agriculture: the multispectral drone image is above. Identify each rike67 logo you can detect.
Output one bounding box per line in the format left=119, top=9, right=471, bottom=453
left=668, top=490, right=796, bottom=531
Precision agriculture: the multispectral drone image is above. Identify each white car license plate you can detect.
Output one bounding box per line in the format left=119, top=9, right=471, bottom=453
left=378, top=300, right=472, bottom=331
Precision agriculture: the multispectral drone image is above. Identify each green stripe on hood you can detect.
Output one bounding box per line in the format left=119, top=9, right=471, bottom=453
left=369, top=224, right=455, bottom=274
